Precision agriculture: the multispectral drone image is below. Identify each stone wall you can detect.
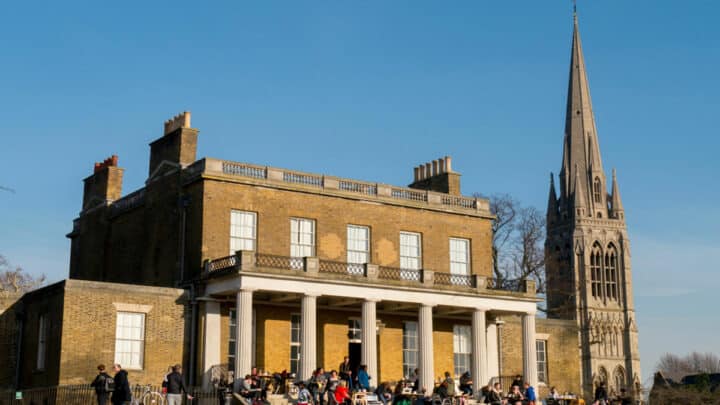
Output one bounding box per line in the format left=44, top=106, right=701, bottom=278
left=0, top=291, right=23, bottom=387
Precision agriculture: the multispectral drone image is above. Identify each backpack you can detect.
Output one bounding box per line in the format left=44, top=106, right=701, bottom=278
left=103, top=375, right=116, bottom=392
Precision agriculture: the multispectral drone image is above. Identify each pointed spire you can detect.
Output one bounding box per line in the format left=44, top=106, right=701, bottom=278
left=547, top=172, right=559, bottom=223
left=560, top=10, right=605, bottom=206
left=573, top=164, right=586, bottom=217
left=610, top=168, right=625, bottom=219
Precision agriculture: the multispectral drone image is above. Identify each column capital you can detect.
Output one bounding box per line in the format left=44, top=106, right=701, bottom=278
left=239, top=287, right=256, bottom=293
left=421, top=303, right=436, bottom=309
left=303, top=292, right=321, bottom=298
left=473, top=307, right=489, bottom=313
left=363, top=298, right=381, bottom=303
left=524, top=310, right=537, bottom=316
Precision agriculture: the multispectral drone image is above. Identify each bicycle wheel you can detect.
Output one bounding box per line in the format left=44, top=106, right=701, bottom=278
left=141, top=392, right=166, bottom=405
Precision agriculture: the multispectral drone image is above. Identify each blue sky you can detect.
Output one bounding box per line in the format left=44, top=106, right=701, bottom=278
left=1, top=1, right=718, bottom=387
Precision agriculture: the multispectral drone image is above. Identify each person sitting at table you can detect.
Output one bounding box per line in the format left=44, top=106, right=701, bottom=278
left=506, top=384, right=524, bottom=405
left=434, top=380, right=450, bottom=401
left=357, top=365, right=371, bottom=391
left=240, top=375, right=256, bottom=401
left=547, top=386, right=560, bottom=405
left=485, top=383, right=503, bottom=405
left=335, top=380, right=351, bottom=405
left=415, top=388, right=430, bottom=405
left=458, top=371, right=473, bottom=395
left=375, top=382, right=392, bottom=405
left=411, top=369, right=420, bottom=392
left=393, top=380, right=411, bottom=405
left=443, top=372, right=456, bottom=397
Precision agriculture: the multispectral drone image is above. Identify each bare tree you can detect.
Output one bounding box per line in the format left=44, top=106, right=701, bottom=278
left=656, top=352, right=720, bottom=381
left=0, top=254, right=46, bottom=293
left=479, top=193, right=546, bottom=293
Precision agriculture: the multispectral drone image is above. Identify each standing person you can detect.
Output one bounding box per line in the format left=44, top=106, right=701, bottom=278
left=357, top=365, right=370, bottom=391
left=110, top=364, right=132, bottom=405
left=325, top=371, right=340, bottom=405
left=165, top=364, right=193, bottom=405
left=443, top=372, right=456, bottom=397
left=594, top=382, right=608, bottom=405
left=510, top=375, right=523, bottom=390
left=339, top=357, right=351, bottom=381
left=523, top=382, right=536, bottom=405
left=297, top=381, right=313, bottom=405
left=91, top=364, right=113, bottom=405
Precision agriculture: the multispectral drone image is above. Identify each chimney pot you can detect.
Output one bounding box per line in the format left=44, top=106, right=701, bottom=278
left=445, top=156, right=452, bottom=172
left=432, top=160, right=439, bottom=176
left=413, top=166, right=420, bottom=182
left=425, top=163, right=432, bottom=178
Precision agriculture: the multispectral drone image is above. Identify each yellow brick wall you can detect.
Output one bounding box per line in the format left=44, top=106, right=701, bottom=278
left=201, top=181, right=493, bottom=277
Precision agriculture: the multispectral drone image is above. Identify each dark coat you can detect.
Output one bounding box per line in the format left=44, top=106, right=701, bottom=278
left=111, top=370, right=132, bottom=404
left=91, top=372, right=111, bottom=394
left=594, top=386, right=608, bottom=401
left=165, top=371, right=187, bottom=395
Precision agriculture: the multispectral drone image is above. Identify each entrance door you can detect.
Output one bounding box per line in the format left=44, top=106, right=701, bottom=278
left=348, top=342, right=361, bottom=375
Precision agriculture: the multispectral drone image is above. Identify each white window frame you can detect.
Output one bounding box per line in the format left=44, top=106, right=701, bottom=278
left=230, top=210, right=257, bottom=255
left=36, top=315, right=47, bottom=371
left=290, top=313, right=301, bottom=375
left=347, top=225, right=370, bottom=275
left=402, top=321, right=418, bottom=379
left=449, top=238, right=470, bottom=275
left=228, top=308, right=237, bottom=372
left=453, top=324, right=471, bottom=377
left=291, top=218, right=316, bottom=269
left=400, top=232, right=422, bottom=271
left=114, top=312, right=146, bottom=370
left=348, top=318, right=362, bottom=343
left=537, top=339, right=548, bottom=384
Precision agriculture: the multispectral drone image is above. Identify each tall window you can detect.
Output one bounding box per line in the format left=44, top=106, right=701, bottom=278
left=348, top=319, right=362, bottom=343
left=115, top=312, right=145, bottom=369
left=290, top=314, right=301, bottom=375
left=593, top=177, right=602, bottom=203
left=590, top=243, right=603, bottom=298
left=453, top=325, right=471, bottom=377
left=347, top=225, right=370, bottom=275
left=605, top=245, right=618, bottom=300
left=449, top=238, right=470, bottom=275
left=36, top=315, right=47, bottom=370
left=228, top=308, right=237, bottom=372
left=230, top=210, right=257, bottom=254
left=537, top=340, right=548, bottom=383
left=291, top=218, right=315, bottom=268
left=400, top=232, right=422, bottom=271
left=402, top=322, right=418, bottom=379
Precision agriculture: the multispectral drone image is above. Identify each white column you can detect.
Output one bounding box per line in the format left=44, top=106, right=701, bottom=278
left=485, top=321, right=500, bottom=383
left=522, top=311, right=538, bottom=387
left=361, top=299, right=378, bottom=386
left=418, top=304, right=435, bottom=394
left=471, top=308, right=488, bottom=397
left=300, top=294, right=318, bottom=381
left=202, top=301, right=221, bottom=389
left=235, top=289, right=254, bottom=390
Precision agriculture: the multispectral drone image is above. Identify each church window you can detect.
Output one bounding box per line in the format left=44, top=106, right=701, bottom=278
left=590, top=243, right=603, bottom=298
left=593, top=177, right=602, bottom=203
left=614, top=366, right=626, bottom=391
left=605, top=245, right=618, bottom=300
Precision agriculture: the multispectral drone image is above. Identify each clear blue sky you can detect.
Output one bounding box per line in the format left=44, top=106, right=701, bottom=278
left=1, top=1, right=718, bottom=387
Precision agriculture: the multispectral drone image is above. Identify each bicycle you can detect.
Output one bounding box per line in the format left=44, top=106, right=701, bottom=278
left=137, top=384, right=166, bottom=405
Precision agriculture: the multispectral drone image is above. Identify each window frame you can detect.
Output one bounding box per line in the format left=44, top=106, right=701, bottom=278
left=536, top=339, right=548, bottom=384
left=347, top=225, right=370, bottom=275
left=290, top=313, right=301, bottom=375
left=449, top=238, right=471, bottom=275
left=400, top=231, right=422, bottom=271
left=452, top=324, right=471, bottom=377
left=230, top=210, right=258, bottom=255
left=36, top=314, right=47, bottom=371
left=402, top=321, right=419, bottom=379
left=348, top=318, right=362, bottom=343
left=114, top=312, right=146, bottom=370
left=228, top=308, right=237, bottom=372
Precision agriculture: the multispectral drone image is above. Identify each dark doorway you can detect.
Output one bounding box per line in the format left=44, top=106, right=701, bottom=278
left=348, top=342, right=361, bottom=375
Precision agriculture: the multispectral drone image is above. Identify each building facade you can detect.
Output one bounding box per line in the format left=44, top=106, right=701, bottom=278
left=544, top=14, right=642, bottom=400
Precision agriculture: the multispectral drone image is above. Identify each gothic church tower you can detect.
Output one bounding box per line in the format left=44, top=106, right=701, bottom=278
left=545, top=12, right=642, bottom=400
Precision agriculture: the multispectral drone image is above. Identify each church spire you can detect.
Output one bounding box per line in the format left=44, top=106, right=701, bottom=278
left=573, top=164, right=586, bottom=218
left=547, top=172, right=559, bottom=224
left=610, top=168, right=625, bottom=220
left=559, top=10, right=607, bottom=216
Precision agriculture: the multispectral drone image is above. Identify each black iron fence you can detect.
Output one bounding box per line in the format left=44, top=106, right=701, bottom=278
left=0, top=385, right=220, bottom=405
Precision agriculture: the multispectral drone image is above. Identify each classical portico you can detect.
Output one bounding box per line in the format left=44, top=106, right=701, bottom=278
left=200, top=251, right=540, bottom=393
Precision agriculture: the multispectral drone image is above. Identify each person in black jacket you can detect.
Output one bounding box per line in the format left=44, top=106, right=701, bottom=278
left=593, top=382, right=608, bottom=405
left=111, top=364, right=132, bottom=405
left=165, top=364, right=193, bottom=405
left=90, top=364, right=112, bottom=405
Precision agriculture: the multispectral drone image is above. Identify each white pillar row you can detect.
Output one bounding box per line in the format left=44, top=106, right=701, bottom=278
left=471, top=308, right=488, bottom=398
left=361, top=299, right=378, bottom=385
left=300, top=294, right=318, bottom=381
left=202, top=301, right=221, bottom=389
left=235, top=289, right=254, bottom=390
left=522, top=311, right=538, bottom=387
left=485, top=321, right=500, bottom=383
left=418, top=304, right=435, bottom=394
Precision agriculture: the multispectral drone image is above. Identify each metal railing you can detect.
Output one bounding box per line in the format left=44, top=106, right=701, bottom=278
left=1, top=384, right=219, bottom=405
left=434, top=272, right=475, bottom=287
left=378, top=266, right=422, bottom=282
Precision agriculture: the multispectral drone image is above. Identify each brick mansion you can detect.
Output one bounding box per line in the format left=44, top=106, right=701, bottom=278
left=0, top=13, right=641, bottom=403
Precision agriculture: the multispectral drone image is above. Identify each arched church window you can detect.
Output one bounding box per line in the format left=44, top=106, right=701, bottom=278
left=605, top=244, right=618, bottom=300
left=593, top=177, right=602, bottom=203
left=614, top=366, right=626, bottom=391
left=590, top=243, right=603, bottom=298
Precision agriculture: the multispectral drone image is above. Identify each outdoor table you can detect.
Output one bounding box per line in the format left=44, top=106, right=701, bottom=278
left=352, top=391, right=368, bottom=405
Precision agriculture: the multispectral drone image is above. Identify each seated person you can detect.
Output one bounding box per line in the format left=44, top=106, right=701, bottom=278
left=297, top=381, right=313, bottom=405
left=505, top=384, right=524, bottom=405
left=375, top=382, right=392, bottom=405
left=443, top=372, right=456, bottom=397
left=335, top=380, right=352, bottom=405
left=240, top=375, right=256, bottom=400
left=433, top=382, right=449, bottom=400
left=458, top=372, right=473, bottom=395
left=485, top=383, right=503, bottom=405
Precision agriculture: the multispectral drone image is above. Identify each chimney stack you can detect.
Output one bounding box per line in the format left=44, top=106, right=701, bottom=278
left=82, top=154, right=123, bottom=211
left=408, top=155, right=461, bottom=195
left=148, top=111, right=199, bottom=178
